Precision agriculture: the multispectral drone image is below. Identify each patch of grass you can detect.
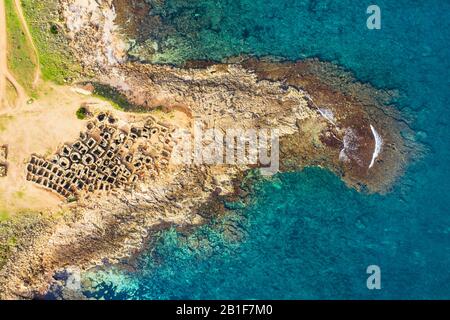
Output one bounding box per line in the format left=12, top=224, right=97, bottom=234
left=147, top=105, right=176, bottom=121
left=90, top=82, right=145, bottom=112
left=21, top=0, right=82, bottom=84
left=4, top=0, right=37, bottom=95
left=76, top=106, right=88, bottom=120
left=0, top=115, right=14, bottom=132
left=0, top=211, right=51, bottom=269
left=7, top=236, right=17, bottom=246
left=0, top=210, right=9, bottom=222
left=13, top=190, right=26, bottom=199
left=94, top=94, right=126, bottom=112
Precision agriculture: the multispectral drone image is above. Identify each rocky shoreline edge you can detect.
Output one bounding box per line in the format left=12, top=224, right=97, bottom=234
left=0, top=0, right=420, bottom=300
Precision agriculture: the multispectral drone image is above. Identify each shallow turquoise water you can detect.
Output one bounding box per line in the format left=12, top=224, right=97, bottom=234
left=83, top=0, right=450, bottom=299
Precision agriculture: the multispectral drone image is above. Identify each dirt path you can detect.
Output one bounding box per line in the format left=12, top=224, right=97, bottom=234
left=0, top=0, right=11, bottom=108
left=0, top=0, right=27, bottom=110
left=13, top=0, right=41, bottom=88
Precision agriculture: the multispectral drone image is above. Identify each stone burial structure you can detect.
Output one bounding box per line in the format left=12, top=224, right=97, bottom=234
left=0, top=145, right=7, bottom=177
left=26, top=112, right=177, bottom=199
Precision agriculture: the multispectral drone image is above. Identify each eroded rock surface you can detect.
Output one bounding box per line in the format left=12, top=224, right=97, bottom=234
left=27, top=112, right=176, bottom=199
left=0, top=0, right=417, bottom=299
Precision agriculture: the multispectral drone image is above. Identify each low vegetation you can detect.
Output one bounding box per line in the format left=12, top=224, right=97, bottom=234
left=0, top=209, right=9, bottom=222
left=4, top=0, right=37, bottom=95
left=21, top=0, right=82, bottom=84
left=91, top=83, right=145, bottom=112
left=0, top=211, right=45, bottom=268
left=76, top=106, right=88, bottom=120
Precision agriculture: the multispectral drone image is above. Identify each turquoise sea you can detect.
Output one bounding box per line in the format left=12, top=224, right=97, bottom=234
left=83, top=0, right=450, bottom=299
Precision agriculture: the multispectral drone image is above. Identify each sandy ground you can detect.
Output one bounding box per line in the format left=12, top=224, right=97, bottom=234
left=0, top=0, right=75, bottom=216
left=0, top=81, right=192, bottom=216
left=0, top=0, right=51, bottom=216
left=0, top=0, right=189, bottom=214
left=0, top=85, right=111, bottom=215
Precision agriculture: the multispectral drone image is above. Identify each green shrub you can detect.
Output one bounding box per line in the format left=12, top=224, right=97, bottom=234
left=76, top=106, right=88, bottom=120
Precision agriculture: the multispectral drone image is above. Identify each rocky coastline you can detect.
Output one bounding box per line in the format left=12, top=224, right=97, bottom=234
left=0, top=0, right=418, bottom=299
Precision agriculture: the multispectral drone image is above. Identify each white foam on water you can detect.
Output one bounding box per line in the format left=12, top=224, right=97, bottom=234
left=369, top=124, right=383, bottom=169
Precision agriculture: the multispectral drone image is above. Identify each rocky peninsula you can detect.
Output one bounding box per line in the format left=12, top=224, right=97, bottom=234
left=0, top=0, right=416, bottom=299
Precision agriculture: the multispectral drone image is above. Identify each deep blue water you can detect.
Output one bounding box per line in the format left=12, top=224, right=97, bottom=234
left=83, top=0, right=450, bottom=299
